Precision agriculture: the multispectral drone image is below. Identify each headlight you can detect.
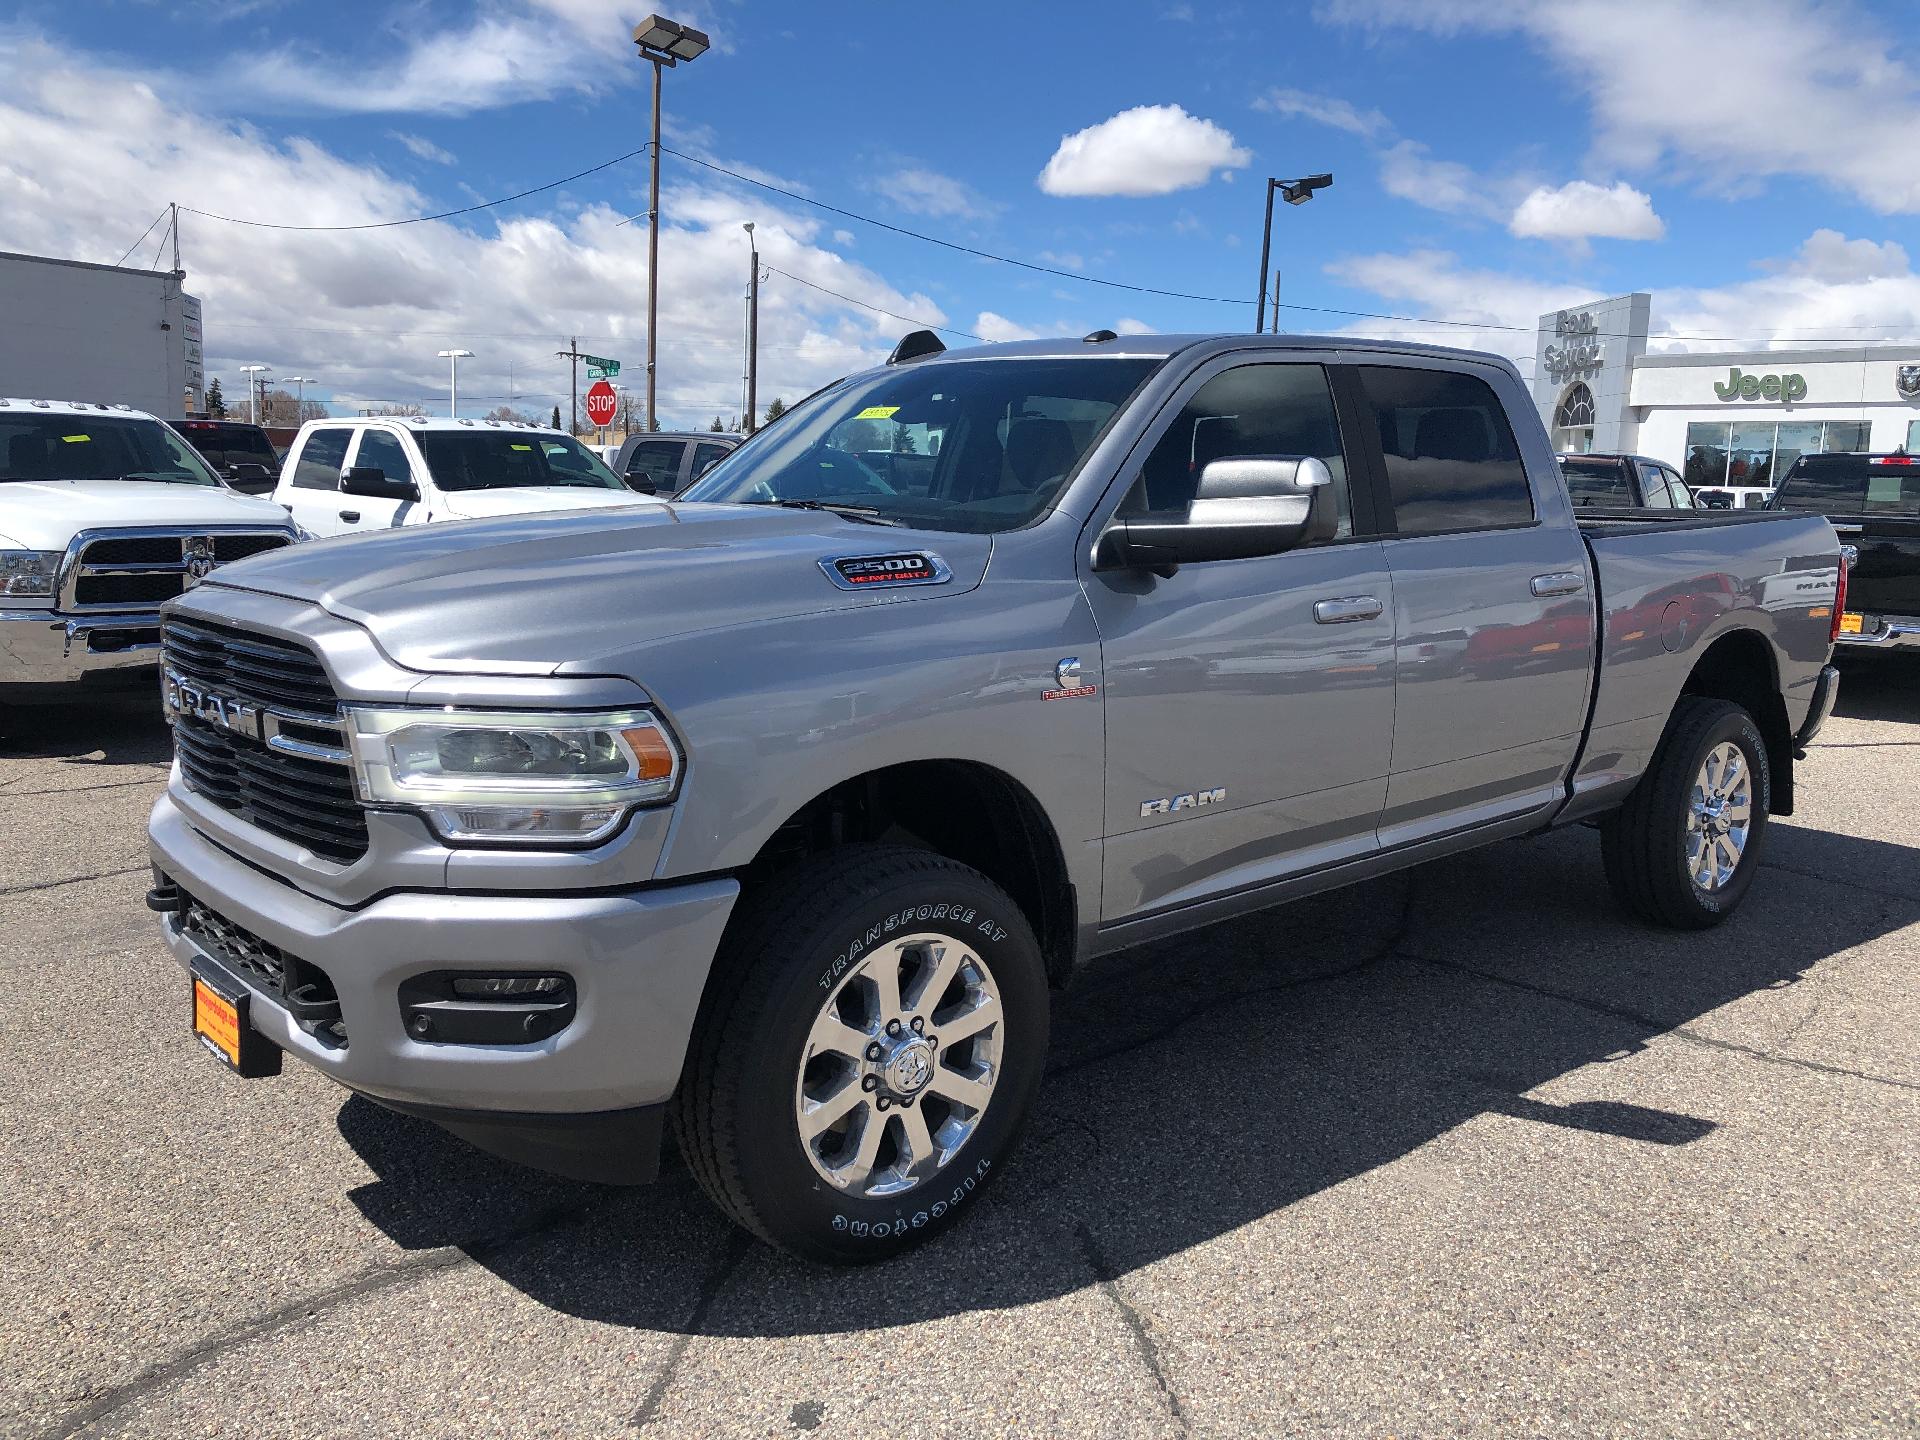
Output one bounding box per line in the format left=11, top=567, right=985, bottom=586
left=347, top=708, right=681, bottom=845
left=1, top=550, right=62, bottom=598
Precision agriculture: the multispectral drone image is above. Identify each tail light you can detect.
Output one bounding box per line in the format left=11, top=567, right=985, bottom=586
left=1830, top=547, right=1850, bottom=645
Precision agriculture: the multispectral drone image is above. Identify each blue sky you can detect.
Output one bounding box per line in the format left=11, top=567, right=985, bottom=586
left=4, top=0, right=1917, bottom=424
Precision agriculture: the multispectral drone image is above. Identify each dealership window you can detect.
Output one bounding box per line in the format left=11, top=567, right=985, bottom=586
left=1552, top=382, right=1595, bottom=453
left=1683, top=419, right=1871, bottom=489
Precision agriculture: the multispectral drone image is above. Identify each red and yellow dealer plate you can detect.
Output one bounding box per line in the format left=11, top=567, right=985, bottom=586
left=1839, top=612, right=1864, bottom=635
left=192, top=977, right=243, bottom=1068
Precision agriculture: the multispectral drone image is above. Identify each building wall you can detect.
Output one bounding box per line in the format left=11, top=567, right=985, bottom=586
left=0, top=250, right=198, bottom=417
left=1531, top=291, right=1649, bottom=452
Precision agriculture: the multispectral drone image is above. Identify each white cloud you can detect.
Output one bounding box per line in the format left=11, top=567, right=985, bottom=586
left=1323, top=248, right=1593, bottom=365
left=0, top=37, right=940, bottom=429
left=1377, top=140, right=1508, bottom=220
left=1783, top=228, right=1910, bottom=283
left=879, top=166, right=996, bottom=220
left=1509, top=180, right=1665, bottom=242
left=1114, top=317, right=1156, bottom=334
left=388, top=131, right=455, bottom=165
left=975, top=312, right=1042, bottom=343
left=1037, top=104, right=1251, bottom=198
left=1254, top=87, right=1389, bottom=139
left=1322, top=0, right=1920, bottom=213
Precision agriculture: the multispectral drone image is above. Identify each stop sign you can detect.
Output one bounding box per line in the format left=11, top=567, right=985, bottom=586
left=585, top=380, right=617, bottom=426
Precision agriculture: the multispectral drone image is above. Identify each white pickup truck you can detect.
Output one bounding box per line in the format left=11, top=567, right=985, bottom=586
left=274, top=417, right=659, bottom=538
left=0, top=399, right=295, bottom=707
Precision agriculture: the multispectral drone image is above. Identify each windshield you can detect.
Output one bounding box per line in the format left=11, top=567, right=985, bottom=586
left=0, top=414, right=223, bottom=486
left=679, top=357, right=1162, bottom=533
left=1560, top=458, right=1631, bottom=506
left=175, top=423, right=277, bottom=470
left=418, top=431, right=627, bottom=493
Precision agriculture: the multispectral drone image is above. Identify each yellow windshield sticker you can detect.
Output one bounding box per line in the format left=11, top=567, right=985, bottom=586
left=511, top=443, right=532, bottom=450
left=62, top=433, right=91, bottom=443
left=853, top=405, right=899, bottom=420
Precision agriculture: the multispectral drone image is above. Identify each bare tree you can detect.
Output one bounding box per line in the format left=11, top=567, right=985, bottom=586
left=485, top=405, right=536, bottom=424
left=368, top=403, right=427, bottom=417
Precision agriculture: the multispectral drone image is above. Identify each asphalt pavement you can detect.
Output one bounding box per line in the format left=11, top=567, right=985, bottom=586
left=2, top=664, right=1915, bottom=1439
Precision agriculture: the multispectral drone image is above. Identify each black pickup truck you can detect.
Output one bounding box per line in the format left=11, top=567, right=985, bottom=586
left=1769, top=452, right=1919, bottom=652
left=1559, top=452, right=1696, bottom=510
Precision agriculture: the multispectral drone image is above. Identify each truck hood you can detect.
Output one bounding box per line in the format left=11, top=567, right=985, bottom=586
left=434, top=487, right=662, bottom=521
left=199, top=501, right=991, bottom=676
left=0, top=480, right=292, bottom=550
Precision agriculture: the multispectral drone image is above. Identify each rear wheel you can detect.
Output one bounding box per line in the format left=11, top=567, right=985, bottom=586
left=1601, top=697, right=1771, bottom=928
left=672, top=844, right=1048, bottom=1262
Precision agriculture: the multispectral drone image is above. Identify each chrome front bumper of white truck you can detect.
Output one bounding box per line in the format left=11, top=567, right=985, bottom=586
left=0, top=608, right=162, bottom=694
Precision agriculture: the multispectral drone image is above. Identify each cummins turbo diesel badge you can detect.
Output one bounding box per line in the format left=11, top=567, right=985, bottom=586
left=820, top=551, right=953, bottom=591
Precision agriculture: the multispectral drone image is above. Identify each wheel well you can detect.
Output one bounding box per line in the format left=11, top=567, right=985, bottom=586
left=744, top=761, right=1077, bottom=985
left=1679, top=628, right=1794, bottom=815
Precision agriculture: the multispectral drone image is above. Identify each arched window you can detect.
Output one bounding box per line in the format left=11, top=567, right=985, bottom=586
left=1554, top=382, right=1595, bottom=453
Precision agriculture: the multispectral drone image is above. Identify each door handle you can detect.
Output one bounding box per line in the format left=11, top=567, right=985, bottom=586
left=1831, top=523, right=1864, bottom=535
left=1530, top=571, right=1585, bottom=597
left=338, top=510, right=360, bottom=523
left=1313, top=595, right=1384, bottom=624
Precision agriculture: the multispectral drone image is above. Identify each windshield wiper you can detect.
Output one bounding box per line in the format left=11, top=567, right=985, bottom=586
left=749, top=498, right=900, bottom=526
left=114, top=472, right=209, bottom=485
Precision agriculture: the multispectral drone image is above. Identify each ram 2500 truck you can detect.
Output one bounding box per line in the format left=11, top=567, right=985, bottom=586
left=2, top=400, right=295, bottom=710
left=1768, top=451, right=1918, bottom=651
left=146, top=333, right=1843, bottom=1262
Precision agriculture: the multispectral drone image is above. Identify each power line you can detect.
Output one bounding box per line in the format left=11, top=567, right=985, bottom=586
left=762, top=264, right=982, bottom=340
left=178, top=146, right=651, bottom=232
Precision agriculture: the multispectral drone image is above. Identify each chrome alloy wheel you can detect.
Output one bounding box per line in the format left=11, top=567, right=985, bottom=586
left=793, top=932, right=1004, bottom=1199
left=1686, top=741, right=1753, bottom=891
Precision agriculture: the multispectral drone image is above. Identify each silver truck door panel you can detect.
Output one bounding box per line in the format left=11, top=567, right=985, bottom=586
left=1089, top=543, right=1395, bottom=920
left=1378, top=526, right=1595, bottom=846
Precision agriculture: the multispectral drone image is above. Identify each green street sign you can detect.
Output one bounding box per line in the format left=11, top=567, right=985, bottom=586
left=585, top=355, right=620, bottom=377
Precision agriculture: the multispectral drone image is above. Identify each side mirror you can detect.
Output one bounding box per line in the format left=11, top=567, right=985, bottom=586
left=1093, top=456, right=1334, bottom=573
left=342, top=466, right=420, bottom=503
left=226, top=463, right=275, bottom=494
left=625, top=471, right=661, bottom=495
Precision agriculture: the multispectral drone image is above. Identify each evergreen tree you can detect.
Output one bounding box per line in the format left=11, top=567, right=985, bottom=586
left=205, top=377, right=226, bottom=419
left=551, top=405, right=562, bottom=429
left=764, top=396, right=787, bottom=424
left=709, top=416, right=725, bottom=432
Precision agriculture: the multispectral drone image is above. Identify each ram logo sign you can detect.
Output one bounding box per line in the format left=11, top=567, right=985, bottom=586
left=1140, top=788, right=1226, bottom=818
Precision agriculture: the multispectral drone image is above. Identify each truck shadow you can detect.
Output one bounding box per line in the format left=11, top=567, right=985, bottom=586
left=337, top=818, right=1917, bottom=1337
left=0, top=688, right=173, bottom=766
left=1830, top=657, right=1914, bottom=724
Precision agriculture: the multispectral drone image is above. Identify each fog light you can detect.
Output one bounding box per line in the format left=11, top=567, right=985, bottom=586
left=451, top=974, right=567, bottom=1000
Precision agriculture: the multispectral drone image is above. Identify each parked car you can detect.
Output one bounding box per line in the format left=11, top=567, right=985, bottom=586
left=0, top=400, right=295, bottom=706
left=1768, top=451, right=1919, bottom=651
left=1559, top=452, right=1695, bottom=509
left=1691, top=485, right=1774, bottom=511
left=612, top=431, right=741, bottom=495
left=147, top=332, right=1842, bottom=1263
left=171, top=418, right=282, bottom=494
left=273, top=416, right=660, bottom=538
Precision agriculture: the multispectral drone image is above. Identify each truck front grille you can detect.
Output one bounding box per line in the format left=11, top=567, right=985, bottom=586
left=162, top=618, right=369, bottom=865
left=67, top=530, right=291, bottom=611
left=177, top=891, right=347, bottom=1048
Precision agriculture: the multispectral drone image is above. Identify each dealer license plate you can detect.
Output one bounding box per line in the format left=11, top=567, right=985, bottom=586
left=1839, top=612, right=1864, bottom=635
left=190, top=964, right=280, bottom=1077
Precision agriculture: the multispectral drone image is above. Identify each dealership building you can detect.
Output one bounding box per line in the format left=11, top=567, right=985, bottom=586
left=1531, top=291, right=1920, bottom=491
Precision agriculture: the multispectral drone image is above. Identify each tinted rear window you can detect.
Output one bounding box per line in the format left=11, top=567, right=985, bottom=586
left=1774, top=455, right=1920, bottom=514
left=1560, top=458, right=1632, bottom=506
left=1355, top=366, right=1534, bottom=534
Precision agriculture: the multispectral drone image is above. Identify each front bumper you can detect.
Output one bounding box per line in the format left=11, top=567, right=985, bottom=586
left=149, top=790, right=738, bottom=1135
left=1834, top=614, right=1920, bottom=650
left=0, top=608, right=162, bottom=695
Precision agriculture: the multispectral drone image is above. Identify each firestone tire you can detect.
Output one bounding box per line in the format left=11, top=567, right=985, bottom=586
left=1601, top=697, right=1771, bottom=929
left=671, top=844, right=1049, bottom=1263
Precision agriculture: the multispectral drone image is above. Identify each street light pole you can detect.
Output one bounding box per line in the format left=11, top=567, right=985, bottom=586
left=283, top=376, right=313, bottom=418
left=437, top=349, right=473, bottom=417
left=743, top=222, right=759, bottom=435
left=633, top=15, right=710, bottom=435
left=1255, top=174, right=1332, bottom=333
left=239, top=364, right=268, bottom=423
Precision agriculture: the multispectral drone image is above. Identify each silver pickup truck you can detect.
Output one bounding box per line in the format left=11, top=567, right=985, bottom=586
left=146, top=333, right=1843, bottom=1262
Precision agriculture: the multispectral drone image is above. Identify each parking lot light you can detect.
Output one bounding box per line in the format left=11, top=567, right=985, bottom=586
left=437, top=350, right=474, bottom=418
left=632, top=14, right=712, bottom=433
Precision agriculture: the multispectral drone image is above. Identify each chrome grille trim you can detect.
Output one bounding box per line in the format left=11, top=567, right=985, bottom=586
left=56, top=526, right=294, bottom=613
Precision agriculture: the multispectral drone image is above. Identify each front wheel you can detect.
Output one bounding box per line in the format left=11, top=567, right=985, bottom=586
left=671, top=845, right=1048, bottom=1262
left=1601, top=697, right=1771, bottom=928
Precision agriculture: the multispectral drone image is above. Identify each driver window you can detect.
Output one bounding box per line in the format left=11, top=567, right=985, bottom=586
left=1118, top=363, right=1352, bottom=540
left=353, top=429, right=410, bottom=483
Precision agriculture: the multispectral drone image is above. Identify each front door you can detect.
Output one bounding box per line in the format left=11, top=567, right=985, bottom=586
left=344, top=427, right=424, bottom=528
left=1348, top=361, right=1595, bottom=847
left=1083, top=355, right=1396, bottom=923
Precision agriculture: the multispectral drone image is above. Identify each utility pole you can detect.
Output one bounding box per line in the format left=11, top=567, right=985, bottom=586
left=646, top=60, right=663, bottom=432
left=743, top=222, right=759, bottom=435
left=1271, top=270, right=1281, bottom=332
left=169, top=202, right=182, bottom=276
left=556, top=336, right=586, bottom=435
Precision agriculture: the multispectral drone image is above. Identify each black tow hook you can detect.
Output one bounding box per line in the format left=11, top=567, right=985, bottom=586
left=145, top=883, right=186, bottom=914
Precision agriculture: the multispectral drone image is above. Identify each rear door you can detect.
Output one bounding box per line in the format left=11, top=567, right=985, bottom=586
left=622, top=439, right=688, bottom=495
left=1084, top=353, right=1397, bottom=922
left=1350, top=361, right=1595, bottom=848
left=690, top=440, right=733, bottom=489
left=278, top=426, right=355, bottom=536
